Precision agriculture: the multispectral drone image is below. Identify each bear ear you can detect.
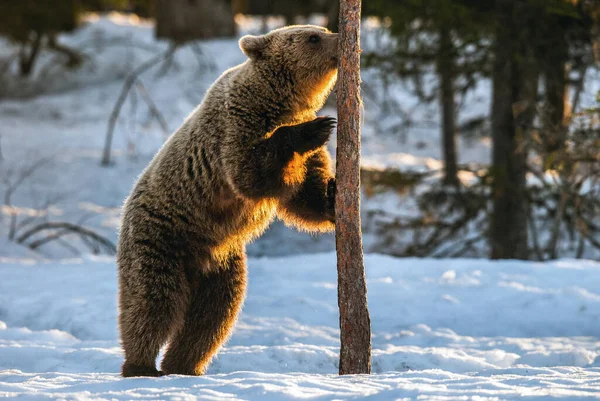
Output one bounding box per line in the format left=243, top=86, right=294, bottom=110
left=239, top=35, right=267, bottom=60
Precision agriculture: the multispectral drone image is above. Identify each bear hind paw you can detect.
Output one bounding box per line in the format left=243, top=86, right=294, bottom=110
left=121, top=362, right=163, bottom=378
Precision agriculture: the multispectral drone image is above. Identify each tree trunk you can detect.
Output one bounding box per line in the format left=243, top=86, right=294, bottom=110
left=19, top=32, right=43, bottom=77
left=490, top=0, right=534, bottom=260
left=542, top=26, right=568, bottom=155
left=437, top=24, right=459, bottom=186
left=155, top=0, right=235, bottom=43
left=542, top=24, right=569, bottom=259
left=336, top=0, right=371, bottom=375
left=327, top=0, right=340, bottom=33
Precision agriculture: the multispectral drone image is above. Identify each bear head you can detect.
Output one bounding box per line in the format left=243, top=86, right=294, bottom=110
left=239, top=25, right=339, bottom=110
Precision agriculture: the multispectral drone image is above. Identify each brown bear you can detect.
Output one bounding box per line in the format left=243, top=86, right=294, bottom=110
left=117, top=25, right=339, bottom=377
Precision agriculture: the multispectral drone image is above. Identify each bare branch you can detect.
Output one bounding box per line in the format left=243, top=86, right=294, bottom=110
left=135, top=80, right=170, bottom=136
left=16, top=221, right=116, bottom=254
left=3, top=157, right=52, bottom=206
left=102, top=46, right=177, bottom=166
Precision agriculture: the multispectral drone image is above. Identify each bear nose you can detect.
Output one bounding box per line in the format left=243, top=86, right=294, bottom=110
left=333, top=34, right=340, bottom=54
left=329, top=33, right=339, bottom=49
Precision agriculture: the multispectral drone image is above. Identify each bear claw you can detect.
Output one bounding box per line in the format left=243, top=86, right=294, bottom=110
left=295, top=116, right=337, bottom=154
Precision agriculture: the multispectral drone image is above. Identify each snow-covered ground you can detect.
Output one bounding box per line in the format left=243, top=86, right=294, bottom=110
left=2, top=254, right=600, bottom=399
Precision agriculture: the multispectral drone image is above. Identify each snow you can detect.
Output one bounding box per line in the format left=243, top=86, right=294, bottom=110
left=2, top=13, right=600, bottom=400
left=2, top=254, right=600, bottom=399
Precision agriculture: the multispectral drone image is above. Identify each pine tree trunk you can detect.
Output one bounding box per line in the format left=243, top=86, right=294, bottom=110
left=543, top=28, right=568, bottom=154
left=542, top=26, right=568, bottom=259
left=490, top=0, right=534, bottom=260
left=336, top=0, right=371, bottom=375
left=437, top=24, right=459, bottom=186
left=155, top=0, right=235, bottom=43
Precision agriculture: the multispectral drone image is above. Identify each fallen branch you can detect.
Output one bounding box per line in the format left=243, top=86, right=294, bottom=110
left=16, top=221, right=116, bottom=255
left=47, top=33, right=83, bottom=68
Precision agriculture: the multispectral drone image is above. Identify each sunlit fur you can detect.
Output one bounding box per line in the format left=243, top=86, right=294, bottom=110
left=118, top=25, right=339, bottom=377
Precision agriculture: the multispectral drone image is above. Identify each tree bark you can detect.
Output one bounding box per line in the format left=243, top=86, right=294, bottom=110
left=490, top=0, right=534, bottom=260
left=336, top=0, right=371, bottom=375
left=437, top=24, right=459, bottom=186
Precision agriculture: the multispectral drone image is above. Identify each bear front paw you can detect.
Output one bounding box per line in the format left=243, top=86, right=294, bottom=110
left=295, top=116, right=336, bottom=154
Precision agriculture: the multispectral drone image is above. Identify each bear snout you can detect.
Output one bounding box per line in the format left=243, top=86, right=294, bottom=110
left=326, top=33, right=340, bottom=62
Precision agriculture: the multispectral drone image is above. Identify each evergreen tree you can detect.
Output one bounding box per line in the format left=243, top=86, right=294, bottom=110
left=365, top=0, right=494, bottom=186
left=0, top=0, right=79, bottom=76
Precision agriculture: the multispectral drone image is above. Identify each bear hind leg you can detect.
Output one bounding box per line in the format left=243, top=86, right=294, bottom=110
left=119, top=264, right=191, bottom=377
left=160, top=253, right=247, bottom=375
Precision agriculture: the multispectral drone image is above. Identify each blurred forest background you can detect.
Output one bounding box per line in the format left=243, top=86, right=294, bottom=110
left=0, top=0, right=599, bottom=261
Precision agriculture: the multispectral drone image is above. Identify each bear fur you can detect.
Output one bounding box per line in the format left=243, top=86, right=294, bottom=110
left=118, top=25, right=339, bottom=377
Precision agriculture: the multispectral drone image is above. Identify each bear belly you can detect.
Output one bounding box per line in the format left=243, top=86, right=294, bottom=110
left=208, top=198, right=277, bottom=266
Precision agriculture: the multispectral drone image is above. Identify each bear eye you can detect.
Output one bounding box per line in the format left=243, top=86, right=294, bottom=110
left=308, top=35, right=321, bottom=44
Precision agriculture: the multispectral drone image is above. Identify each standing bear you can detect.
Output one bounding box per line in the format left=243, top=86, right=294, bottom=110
left=118, top=25, right=339, bottom=377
